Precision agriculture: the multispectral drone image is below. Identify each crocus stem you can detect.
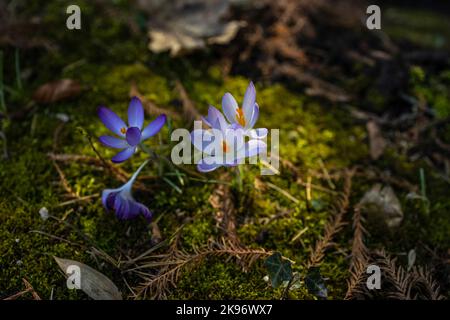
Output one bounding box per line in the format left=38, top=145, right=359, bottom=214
left=139, top=143, right=163, bottom=176
left=140, top=142, right=187, bottom=176
left=139, top=143, right=157, bottom=160
left=128, top=159, right=150, bottom=185
left=235, top=165, right=243, bottom=192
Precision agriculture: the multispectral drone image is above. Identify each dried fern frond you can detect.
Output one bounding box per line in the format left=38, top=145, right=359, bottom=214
left=345, top=205, right=370, bottom=299
left=372, top=249, right=445, bottom=300
left=132, top=238, right=271, bottom=299
left=374, top=249, right=411, bottom=299
left=409, top=266, right=445, bottom=300
left=209, top=179, right=240, bottom=245
left=307, top=169, right=354, bottom=268
left=345, top=259, right=371, bottom=300
left=350, top=205, right=369, bottom=266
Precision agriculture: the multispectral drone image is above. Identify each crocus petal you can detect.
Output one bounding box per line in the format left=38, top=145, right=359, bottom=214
left=215, top=111, right=229, bottom=133
left=248, top=128, right=268, bottom=139
left=191, top=129, right=215, bottom=154
left=126, top=127, right=141, bottom=146
left=202, top=105, right=218, bottom=127
left=141, top=114, right=166, bottom=140
left=138, top=203, right=152, bottom=222
left=247, top=103, right=259, bottom=129
left=204, top=106, right=228, bottom=132
left=111, top=147, right=136, bottom=163
left=128, top=97, right=144, bottom=129
left=125, top=200, right=141, bottom=220
left=98, top=106, right=127, bottom=137
left=112, top=195, right=123, bottom=218
left=245, top=139, right=267, bottom=158
left=99, top=135, right=129, bottom=149
left=114, top=195, right=129, bottom=220
left=197, top=156, right=223, bottom=172
left=106, top=192, right=118, bottom=211
left=223, top=125, right=246, bottom=158
left=242, top=81, right=256, bottom=122
left=101, top=189, right=116, bottom=209
left=222, top=93, right=239, bottom=124
left=201, top=116, right=211, bottom=127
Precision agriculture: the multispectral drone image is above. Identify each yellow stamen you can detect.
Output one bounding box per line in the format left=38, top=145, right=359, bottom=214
left=236, top=108, right=246, bottom=127
left=120, top=127, right=127, bottom=134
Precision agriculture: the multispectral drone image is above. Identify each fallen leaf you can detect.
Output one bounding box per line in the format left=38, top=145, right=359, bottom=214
left=359, top=184, right=403, bottom=228
left=54, top=257, right=122, bottom=300
left=305, top=267, right=328, bottom=299
left=264, top=252, right=292, bottom=288
left=367, top=120, right=387, bottom=160
left=32, top=79, right=82, bottom=104
left=138, top=0, right=248, bottom=56
left=150, top=222, right=162, bottom=244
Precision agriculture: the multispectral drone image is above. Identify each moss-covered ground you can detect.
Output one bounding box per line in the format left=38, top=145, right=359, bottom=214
left=0, top=1, right=449, bottom=299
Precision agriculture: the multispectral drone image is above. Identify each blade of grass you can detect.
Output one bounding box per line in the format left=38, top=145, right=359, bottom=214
left=420, top=168, right=426, bottom=199
left=162, top=177, right=182, bottom=194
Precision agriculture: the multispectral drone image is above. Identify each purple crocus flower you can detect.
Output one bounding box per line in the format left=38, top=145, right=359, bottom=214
left=98, top=97, right=166, bottom=163
left=102, top=160, right=152, bottom=222
left=221, top=81, right=267, bottom=139
left=192, top=106, right=266, bottom=172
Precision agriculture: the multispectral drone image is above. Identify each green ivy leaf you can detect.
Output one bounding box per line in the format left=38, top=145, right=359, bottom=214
left=305, top=267, right=328, bottom=299
left=264, top=252, right=292, bottom=288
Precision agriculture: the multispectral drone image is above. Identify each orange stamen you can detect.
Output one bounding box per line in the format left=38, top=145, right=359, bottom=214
left=236, top=108, right=246, bottom=127
left=120, top=127, right=127, bottom=134
left=222, top=141, right=229, bottom=153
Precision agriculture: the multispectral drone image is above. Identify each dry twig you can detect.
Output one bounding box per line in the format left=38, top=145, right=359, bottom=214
left=3, top=278, right=41, bottom=300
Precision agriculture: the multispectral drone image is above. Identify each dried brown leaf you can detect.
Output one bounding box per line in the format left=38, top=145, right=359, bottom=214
left=367, top=120, right=387, bottom=160
left=54, top=257, right=122, bottom=300
left=32, top=79, right=82, bottom=104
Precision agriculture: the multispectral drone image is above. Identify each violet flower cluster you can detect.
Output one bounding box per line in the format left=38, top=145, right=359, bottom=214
left=191, top=81, right=267, bottom=172
left=96, top=81, right=267, bottom=223
left=98, top=97, right=166, bottom=222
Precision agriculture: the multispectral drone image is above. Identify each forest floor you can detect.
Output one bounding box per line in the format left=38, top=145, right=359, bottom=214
left=0, top=0, right=449, bottom=299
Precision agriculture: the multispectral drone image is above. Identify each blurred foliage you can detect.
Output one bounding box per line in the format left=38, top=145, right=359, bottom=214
left=0, top=0, right=449, bottom=300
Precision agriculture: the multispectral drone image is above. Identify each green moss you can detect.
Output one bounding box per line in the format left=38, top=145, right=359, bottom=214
left=171, top=259, right=276, bottom=299
left=408, top=66, right=450, bottom=119
left=1, top=0, right=449, bottom=300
